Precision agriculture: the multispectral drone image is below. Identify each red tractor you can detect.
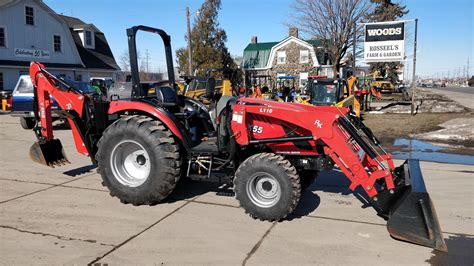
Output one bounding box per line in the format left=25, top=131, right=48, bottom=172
left=28, top=26, right=446, bottom=251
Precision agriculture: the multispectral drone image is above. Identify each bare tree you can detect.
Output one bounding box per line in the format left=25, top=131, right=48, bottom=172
left=119, top=50, right=142, bottom=72
left=291, top=0, right=373, bottom=76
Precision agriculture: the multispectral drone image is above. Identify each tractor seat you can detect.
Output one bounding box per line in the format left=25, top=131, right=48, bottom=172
left=154, top=86, right=178, bottom=106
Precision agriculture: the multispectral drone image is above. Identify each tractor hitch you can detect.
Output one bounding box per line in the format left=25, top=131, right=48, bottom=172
left=29, top=139, right=69, bottom=167
left=374, top=159, right=447, bottom=252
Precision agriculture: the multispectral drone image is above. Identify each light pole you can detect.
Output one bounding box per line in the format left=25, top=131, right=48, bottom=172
left=186, top=7, right=193, bottom=76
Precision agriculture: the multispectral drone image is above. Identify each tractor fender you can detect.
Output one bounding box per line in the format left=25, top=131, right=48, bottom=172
left=108, top=100, right=189, bottom=147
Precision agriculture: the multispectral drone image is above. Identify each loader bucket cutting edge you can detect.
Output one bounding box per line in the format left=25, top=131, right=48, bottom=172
left=378, top=159, right=447, bottom=252
left=29, top=139, right=69, bottom=167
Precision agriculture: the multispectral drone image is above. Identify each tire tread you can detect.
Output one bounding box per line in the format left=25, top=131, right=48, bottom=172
left=96, top=115, right=181, bottom=205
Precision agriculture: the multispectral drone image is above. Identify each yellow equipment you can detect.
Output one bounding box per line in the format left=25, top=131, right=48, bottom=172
left=179, top=68, right=236, bottom=105
left=303, top=76, right=361, bottom=117
left=371, top=71, right=394, bottom=93
left=181, top=77, right=233, bottom=106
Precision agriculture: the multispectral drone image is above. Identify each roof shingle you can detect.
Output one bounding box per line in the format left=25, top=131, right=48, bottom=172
left=58, top=14, right=119, bottom=70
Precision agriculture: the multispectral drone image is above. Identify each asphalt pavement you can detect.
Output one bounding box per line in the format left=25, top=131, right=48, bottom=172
left=425, top=87, right=474, bottom=109
left=429, top=86, right=474, bottom=95
left=0, top=114, right=473, bottom=265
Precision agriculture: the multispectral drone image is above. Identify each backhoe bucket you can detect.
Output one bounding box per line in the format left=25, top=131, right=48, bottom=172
left=29, top=139, right=69, bottom=167
left=376, top=159, right=447, bottom=251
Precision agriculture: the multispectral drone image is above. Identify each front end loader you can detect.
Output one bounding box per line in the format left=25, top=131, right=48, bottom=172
left=26, top=25, right=446, bottom=252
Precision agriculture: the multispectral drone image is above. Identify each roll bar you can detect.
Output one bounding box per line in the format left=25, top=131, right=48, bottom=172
left=127, top=25, right=176, bottom=98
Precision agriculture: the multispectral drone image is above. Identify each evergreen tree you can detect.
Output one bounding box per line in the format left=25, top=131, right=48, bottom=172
left=176, top=0, right=236, bottom=76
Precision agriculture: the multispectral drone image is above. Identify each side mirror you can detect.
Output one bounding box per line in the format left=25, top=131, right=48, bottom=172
left=205, top=77, right=216, bottom=99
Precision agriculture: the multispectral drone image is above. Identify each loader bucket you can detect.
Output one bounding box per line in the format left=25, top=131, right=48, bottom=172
left=375, top=159, right=447, bottom=252
left=29, top=139, right=69, bottom=167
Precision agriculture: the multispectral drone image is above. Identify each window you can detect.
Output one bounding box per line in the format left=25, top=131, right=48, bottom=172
left=25, top=6, right=34, bottom=25
left=0, top=27, right=5, bottom=48
left=300, top=50, right=309, bottom=64
left=53, top=35, right=61, bottom=52
left=0, top=72, right=3, bottom=91
left=277, top=51, right=286, bottom=64
left=85, top=30, right=93, bottom=46
left=17, top=76, right=34, bottom=93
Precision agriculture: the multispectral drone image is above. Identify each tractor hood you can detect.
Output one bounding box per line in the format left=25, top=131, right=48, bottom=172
left=239, top=97, right=348, bottom=115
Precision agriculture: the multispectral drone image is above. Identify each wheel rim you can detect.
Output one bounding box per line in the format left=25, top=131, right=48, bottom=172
left=110, top=140, right=151, bottom=187
left=246, top=172, right=281, bottom=208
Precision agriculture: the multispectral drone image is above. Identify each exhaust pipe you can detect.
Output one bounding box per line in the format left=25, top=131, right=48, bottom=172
left=29, top=139, right=69, bottom=167
left=374, top=159, right=447, bottom=252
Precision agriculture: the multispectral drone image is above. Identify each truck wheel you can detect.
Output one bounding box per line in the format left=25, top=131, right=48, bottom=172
left=20, top=117, right=35, bottom=129
left=299, top=170, right=318, bottom=191
left=234, top=153, right=301, bottom=221
left=96, top=115, right=181, bottom=205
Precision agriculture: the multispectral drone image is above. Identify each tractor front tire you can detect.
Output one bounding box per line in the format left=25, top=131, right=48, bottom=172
left=96, top=115, right=181, bottom=205
left=234, top=153, right=301, bottom=221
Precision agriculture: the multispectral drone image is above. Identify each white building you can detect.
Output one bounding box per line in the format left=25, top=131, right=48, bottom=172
left=0, top=0, right=119, bottom=91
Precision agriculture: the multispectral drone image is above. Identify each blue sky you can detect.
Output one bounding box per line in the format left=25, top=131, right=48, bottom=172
left=45, top=0, right=473, bottom=77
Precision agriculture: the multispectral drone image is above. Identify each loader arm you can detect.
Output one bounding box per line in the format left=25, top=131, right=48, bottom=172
left=231, top=98, right=447, bottom=251
left=29, top=62, right=90, bottom=166
left=231, top=99, right=394, bottom=198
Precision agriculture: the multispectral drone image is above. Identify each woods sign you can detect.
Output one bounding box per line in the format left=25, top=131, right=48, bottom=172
left=364, top=22, right=405, bottom=62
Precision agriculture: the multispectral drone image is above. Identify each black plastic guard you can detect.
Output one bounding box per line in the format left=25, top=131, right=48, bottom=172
left=376, top=159, right=447, bottom=251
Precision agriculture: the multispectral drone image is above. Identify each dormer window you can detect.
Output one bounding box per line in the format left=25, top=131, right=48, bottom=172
left=82, top=30, right=95, bottom=49
left=85, top=31, right=92, bottom=46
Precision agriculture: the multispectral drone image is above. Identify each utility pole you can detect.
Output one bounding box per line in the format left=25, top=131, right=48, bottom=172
left=405, top=63, right=409, bottom=83
left=410, top=19, right=418, bottom=116
left=145, top=49, right=150, bottom=74
left=467, top=57, right=470, bottom=78
left=186, top=7, right=193, bottom=76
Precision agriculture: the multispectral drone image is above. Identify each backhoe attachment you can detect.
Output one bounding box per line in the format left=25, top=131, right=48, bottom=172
left=29, top=139, right=68, bottom=167
left=29, top=62, right=88, bottom=167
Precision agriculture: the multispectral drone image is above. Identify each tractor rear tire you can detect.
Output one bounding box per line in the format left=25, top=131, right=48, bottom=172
left=20, top=117, right=35, bottom=130
left=234, top=153, right=301, bottom=221
left=96, top=115, right=181, bottom=205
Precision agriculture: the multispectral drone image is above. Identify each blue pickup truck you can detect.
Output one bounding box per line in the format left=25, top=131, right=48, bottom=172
left=10, top=75, right=97, bottom=129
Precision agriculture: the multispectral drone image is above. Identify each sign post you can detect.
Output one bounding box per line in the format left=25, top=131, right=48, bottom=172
left=410, top=19, right=418, bottom=116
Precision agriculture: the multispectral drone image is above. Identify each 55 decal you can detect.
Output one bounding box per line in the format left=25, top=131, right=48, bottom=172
left=251, top=125, right=264, bottom=134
